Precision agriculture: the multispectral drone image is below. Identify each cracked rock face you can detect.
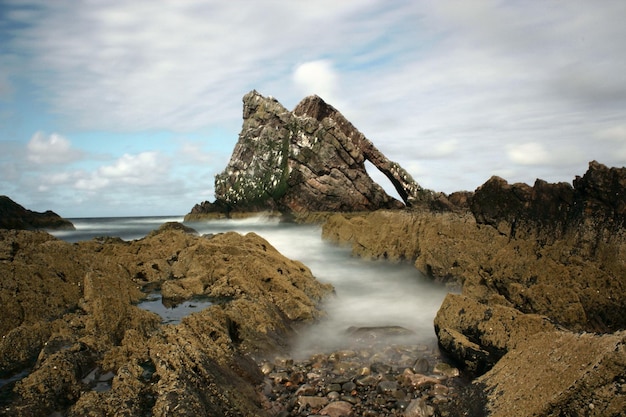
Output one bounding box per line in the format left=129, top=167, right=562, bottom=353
left=192, top=91, right=435, bottom=217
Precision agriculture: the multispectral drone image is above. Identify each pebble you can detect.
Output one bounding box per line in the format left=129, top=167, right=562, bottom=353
left=320, top=400, right=353, bottom=417
left=257, top=341, right=464, bottom=416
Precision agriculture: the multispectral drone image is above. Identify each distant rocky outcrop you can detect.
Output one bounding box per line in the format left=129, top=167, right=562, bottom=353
left=0, top=195, right=75, bottom=230
left=186, top=91, right=440, bottom=219
left=321, top=161, right=626, bottom=416
left=470, top=160, right=626, bottom=238
left=0, top=225, right=332, bottom=416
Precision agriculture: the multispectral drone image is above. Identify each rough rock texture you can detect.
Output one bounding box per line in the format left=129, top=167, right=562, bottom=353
left=186, top=91, right=440, bottom=219
left=434, top=294, right=558, bottom=375
left=0, top=195, right=75, bottom=230
left=321, top=161, right=626, bottom=415
left=0, top=224, right=332, bottom=416
left=472, top=330, right=626, bottom=417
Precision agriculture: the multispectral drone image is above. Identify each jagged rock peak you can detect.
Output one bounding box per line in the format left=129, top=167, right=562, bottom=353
left=190, top=91, right=440, bottom=218
left=293, top=94, right=337, bottom=121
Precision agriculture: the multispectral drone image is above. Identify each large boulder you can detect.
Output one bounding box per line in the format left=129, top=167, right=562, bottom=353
left=0, top=225, right=332, bottom=416
left=0, top=195, right=75, bottom=230
left=434, top=294, right=558, bottom=374
left=445, top=330, right=626, bottom=417
left=186, top=91, right=440, bottom=219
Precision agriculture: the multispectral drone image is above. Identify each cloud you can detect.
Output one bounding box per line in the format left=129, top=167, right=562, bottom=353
left=507, top=142, right=550, bottom=166
left=177, top=140, right=217, bottom=164
left=2, top=1, right=421, bottom=131
left=293, top=60, right=338, bottom=103
left=596, top=126, right=626, bottom=142
left=27, top=131, right=83, bottom=164
left=76, top=151, right=169, bottom=190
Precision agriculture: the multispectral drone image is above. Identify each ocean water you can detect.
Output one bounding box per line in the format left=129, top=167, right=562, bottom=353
left=50, top=216, right=450, bottom=356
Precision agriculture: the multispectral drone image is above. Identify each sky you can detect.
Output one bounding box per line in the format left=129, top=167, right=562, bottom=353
left=1, top=0, right=625, bottom=217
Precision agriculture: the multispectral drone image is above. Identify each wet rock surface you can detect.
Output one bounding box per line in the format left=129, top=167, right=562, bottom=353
left=0, top=224, right=332, bottom=416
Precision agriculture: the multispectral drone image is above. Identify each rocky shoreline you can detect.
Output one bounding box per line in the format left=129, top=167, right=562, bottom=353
left=257, top=339, right=464, bottom=417
left=2, top=161, right=626, bottom=415
left=320, top=161, right=626, bottom=415
left=0, top=195, right=75, bottom=231
left=0, top=223, right=334, bottom=416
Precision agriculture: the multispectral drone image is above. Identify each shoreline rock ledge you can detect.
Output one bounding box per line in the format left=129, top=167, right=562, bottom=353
left=185, top=91, right=442, bottom=220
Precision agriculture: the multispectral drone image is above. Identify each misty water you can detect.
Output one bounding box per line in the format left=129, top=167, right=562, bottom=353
left=51, top=216, right=450, bottom=357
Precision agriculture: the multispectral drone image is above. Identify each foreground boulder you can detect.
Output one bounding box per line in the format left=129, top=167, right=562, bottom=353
left=321, top=161, right=626, bottom=415
left=186, top=91, right=440, bottom=219
left=0, top=224, right=332, bottom=416
left=0, top=195, right=74, bottom=230
left=469, top=330, right=626, bottom=417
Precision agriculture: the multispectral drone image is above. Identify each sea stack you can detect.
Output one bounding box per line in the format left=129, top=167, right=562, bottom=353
left=186, top=91, right=440, bottom=219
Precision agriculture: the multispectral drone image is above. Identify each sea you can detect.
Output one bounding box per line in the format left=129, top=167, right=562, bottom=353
left=49, top=216, right=450, bottom=357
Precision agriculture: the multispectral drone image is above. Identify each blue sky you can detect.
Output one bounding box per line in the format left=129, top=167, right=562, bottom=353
left=1, top=0, right=625, bottom=217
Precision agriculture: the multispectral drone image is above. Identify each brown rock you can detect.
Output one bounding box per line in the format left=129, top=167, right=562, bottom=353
left=319, top=162, right=626, bottom=415
left=434, top=294, right=557, bottom=374
left=470, top=331, right=626, bottom=417
left=470, top=160, right=626, bottom=238
left=320, top=400, right=354, bottom=417
left=0, top=225, right=333, bottom=416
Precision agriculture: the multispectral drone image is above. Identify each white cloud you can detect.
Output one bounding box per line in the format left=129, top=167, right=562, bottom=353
left=507, top=142, right=550, bottom=166
left=432, top=139, right=459, bottom=159
left=293, top=60, right=339, bottom=103
left=27, top=132, right=83, bottom=164
left=75, top=151, right=169, bottom=190
left=177, top=140, right=216, bottom=164
left=100, top=152, right=164, bottom=182
left=75, top=175, right=110, bottom=191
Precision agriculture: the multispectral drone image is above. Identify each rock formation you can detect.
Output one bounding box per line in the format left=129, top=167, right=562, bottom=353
left=0, top=224, right=332, bottom=416
left=0, top=195, right=75, bottom=230
left=470, top=160, right=626, bottom=238
left=186, top=91, right=438, bottom=219
left=321, top=161, right=626, bottom=416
